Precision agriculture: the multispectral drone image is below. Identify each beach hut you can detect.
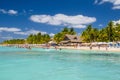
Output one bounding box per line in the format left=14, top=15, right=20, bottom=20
left=60, top=34, right=82, bottom=46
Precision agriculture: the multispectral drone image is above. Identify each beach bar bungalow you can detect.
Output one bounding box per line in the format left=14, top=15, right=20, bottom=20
left=60, top=34, right=82, bottom=46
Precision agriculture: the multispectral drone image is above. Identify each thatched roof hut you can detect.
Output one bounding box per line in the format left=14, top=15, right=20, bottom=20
left=60, top=34, right=82, bottom=46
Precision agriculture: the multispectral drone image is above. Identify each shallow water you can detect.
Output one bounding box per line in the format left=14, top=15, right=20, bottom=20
left=0, top=46, right=120, bottom=80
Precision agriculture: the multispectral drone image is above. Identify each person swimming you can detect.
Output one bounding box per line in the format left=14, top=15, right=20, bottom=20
left=59, top=48, right=62, bottom=50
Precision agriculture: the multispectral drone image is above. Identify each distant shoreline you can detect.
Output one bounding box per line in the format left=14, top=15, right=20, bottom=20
left=1, top=44, right=120, bottom=53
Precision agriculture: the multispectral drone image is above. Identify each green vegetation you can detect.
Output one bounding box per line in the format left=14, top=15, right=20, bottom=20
left=2, top=33, right=50, bottom=44
left=81, top=21, right=120, bottom=42
left=27, top=33, right=50, bottom=44
left=3, top=39, right=25, bottom=44
left=81, top=25, right=99, bottom=42
left=54, top=27, right=76, bottom=44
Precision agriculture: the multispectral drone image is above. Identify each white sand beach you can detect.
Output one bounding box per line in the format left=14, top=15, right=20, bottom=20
left=1, top=44, right=120, bottom=52
left=59, top=46, right=120, bottom=52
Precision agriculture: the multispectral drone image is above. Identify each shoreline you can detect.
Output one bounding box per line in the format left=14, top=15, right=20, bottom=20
left=1, top=44, right=120, bottom=53
left=58, top=46, right=120, bottom=53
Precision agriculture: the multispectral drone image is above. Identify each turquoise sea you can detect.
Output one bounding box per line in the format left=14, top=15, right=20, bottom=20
left=0, top=46, right=120, bottom=80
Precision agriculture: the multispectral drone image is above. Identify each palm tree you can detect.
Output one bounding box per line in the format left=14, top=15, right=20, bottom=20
left=54, top=33, right=64, bottom=44
left=81, top=25, right=93, bottom=42
left=106, top=21, right=115, bottom=42
left=69, top=28, right=76, bottom=35
left=61, top=27, right=69, bottom=34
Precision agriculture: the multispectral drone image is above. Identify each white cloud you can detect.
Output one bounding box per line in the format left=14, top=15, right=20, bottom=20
left=0, top=34, right=13, bottom=40
left=8, top=10, right=18, bottom=15
left=96, top=0, right=120, bottom=9
left=70, top=25, right=86, bottom=28
left=1, top=36, right=13, bottom=40
left=0, top=27, right=21, bottom=32
left=49, top=33, right=55, bottom=37
left=0, top=9, right=7, bottom=14
left=0, top=27, right=50, bottom=41
left=112, top=5, right=120, bottom=9
left=113, top=19, right=120, bottom=24
left=14, top=30, right=47, bottom=35
left=0, top=9, right=18, bottom=15
left=30, top=14, right=96, bottom=28
left=0, top=27, right=47, bottom=36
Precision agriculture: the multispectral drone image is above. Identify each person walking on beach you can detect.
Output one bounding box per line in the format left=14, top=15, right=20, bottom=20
left=98, top=45, right=100, bottom=50
left=90, top=44, right=92, bottom=50
left=106, top=46, right=108, bottom=51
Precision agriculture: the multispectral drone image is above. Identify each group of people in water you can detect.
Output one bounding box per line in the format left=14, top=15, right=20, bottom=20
left=41, top=44, right=62, bottom=50
left=14, top=44, right=63, bottom=50
left=16, top=45, right=31, bottom=50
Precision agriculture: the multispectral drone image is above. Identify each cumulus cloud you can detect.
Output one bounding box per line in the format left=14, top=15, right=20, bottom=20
left=0, top=9, right=18, bottom=15
left=49, top=33, right=55, bottom=37
left=30, top=14, right=96, bottom=28
left=95, top=0, right=120, bottom=9
left=113, top=19, right=120, bottom=24
left=0, top=27, right=21, bottom=32
left=14, top=30, right=47, bottom=35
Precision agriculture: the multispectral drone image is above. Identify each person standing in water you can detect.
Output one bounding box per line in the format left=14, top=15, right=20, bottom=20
left=90, top=44, right=92, bottom=50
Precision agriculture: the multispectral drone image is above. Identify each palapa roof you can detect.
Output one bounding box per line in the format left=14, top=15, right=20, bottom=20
left=61, top=34, right=82, bottom=43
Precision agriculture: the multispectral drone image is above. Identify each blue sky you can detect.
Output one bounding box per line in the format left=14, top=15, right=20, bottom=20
left=0, top=0, right=120, bottom=41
